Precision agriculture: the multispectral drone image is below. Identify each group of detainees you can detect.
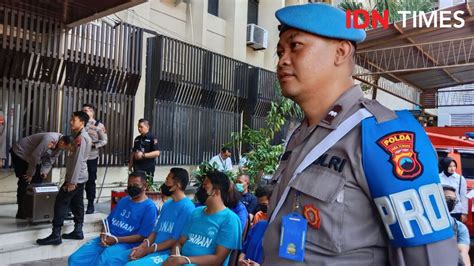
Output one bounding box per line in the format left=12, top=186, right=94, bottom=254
left=69, top=168, right=270, bottom=266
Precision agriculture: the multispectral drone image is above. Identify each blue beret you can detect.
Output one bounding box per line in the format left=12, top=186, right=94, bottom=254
left=275, top=3, right=366, bottom=43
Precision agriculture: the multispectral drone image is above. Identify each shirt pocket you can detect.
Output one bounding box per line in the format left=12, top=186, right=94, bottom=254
left=288, top=166, right=346, bottom=253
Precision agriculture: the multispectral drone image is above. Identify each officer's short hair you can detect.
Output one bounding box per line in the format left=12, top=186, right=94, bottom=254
left=170, top=167, right=189, bottom=191
left=129, top=171, right=147, bottom=183
left=255, top=185, right=273, bottom=199
left=59, top=135, right=74, bottom=145
left=442, top=185, right=456, bottom=193
left=221, top=147, right=231, bottom=153
left=206, top=171, right=230, bottom=203
left=138, top=118, right=150, bottom=127
left=73, top=111, right=89, bottom=125
left=82, top=103, right=95, bottom=113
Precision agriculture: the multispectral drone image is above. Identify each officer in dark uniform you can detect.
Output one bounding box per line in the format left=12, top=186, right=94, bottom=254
left=129, top=118, right=160, bottom=177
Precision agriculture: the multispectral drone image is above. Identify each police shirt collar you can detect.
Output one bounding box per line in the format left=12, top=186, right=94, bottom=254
left=317, top=84, right=364, bottom=130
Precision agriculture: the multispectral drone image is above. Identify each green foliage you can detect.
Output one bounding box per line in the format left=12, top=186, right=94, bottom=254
left=145, top=172, right=160, bottom=192
left=191, top=161, right=236, bottom=186
left=229, top=85, right=301, bottom=186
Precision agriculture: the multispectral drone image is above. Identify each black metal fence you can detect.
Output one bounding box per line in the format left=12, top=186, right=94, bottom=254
left=146, top=35, right=281, bottom=165
left=0, top=6, right=142, bottom=166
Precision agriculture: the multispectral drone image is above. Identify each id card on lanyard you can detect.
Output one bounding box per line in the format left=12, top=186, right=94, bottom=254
left=279, top=212, right=307, bottom=262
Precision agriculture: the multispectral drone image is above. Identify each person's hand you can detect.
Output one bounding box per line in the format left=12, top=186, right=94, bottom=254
left=238, top=258, right=260, bottom=266
left=134, top=151, right=144, bottom=161
left=103, top=235, right=118, bottom=246
left=22, top=175, right=32, bottom=183
left=163, top=256, right=187, bottom=266
left=40, top=173, right=48, bottom=180
left=100, top=233, right=108, bottom=247
left=461, top=214, right=468, bottom=223
left=129, top=244, right=148, bottom=260
left=63, top=183, right=77, bottom=192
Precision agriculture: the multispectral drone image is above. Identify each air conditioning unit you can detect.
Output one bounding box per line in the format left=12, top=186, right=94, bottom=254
left=247, top=24, right=268, bottom=51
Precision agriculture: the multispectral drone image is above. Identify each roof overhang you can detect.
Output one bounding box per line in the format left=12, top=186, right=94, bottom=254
left=0, top=0, right=146, bottom=27
left=354, top=2, right=474, bottom=107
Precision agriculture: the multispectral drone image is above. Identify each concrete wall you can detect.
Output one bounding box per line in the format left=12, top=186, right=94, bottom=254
left=375, top=90, right=416, bottom=111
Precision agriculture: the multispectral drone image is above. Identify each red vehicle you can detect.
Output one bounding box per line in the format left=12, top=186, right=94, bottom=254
left=426, top=127, right=474, bottom=235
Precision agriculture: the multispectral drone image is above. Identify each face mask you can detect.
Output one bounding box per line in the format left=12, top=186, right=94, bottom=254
left=446, top=199, right=456, bottom=212
left=443, top=170, right=453, bottom=177
left=160, top=183, right=174, bottom=197
left=257, top=204, right=268, bottom=213
left=196, top=186, right=211, bottom=204
left=235, top=183, right=244, bottom=193
left=127, top=185, right=143, bottom=198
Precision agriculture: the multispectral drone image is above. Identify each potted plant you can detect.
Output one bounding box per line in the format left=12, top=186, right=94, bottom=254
left=229, top=84, right=301, bottom=187
left=144, top=172, right=162, bottom=203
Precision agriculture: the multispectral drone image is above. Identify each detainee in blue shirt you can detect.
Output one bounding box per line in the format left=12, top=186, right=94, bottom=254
left=156, top=171, right=242, bottom=266
left=238, top=220, right=268, bottom=266
left=69, top=171, right=158, bottom=266
left=124, top=168, right=195, bottom=265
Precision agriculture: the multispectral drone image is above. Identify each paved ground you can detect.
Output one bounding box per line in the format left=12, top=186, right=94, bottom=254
left=6, top=201, right=112, bottom=266
left=11, top=257, right=68, bottom=266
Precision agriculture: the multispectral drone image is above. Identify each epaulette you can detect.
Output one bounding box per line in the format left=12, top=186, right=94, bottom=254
left=359, top=98, right=397, bottom=123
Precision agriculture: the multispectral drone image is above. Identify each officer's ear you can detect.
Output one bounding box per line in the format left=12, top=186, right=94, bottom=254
left=334, top=40, right=353, bottom=67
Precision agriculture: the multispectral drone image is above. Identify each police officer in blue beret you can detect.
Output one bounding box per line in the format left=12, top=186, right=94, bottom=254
left=262, top=3, right=458, bottom=265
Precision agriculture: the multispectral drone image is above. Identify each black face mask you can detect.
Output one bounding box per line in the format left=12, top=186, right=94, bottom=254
left=195, top=186, right=210, bottom=204
left=127, top=185, right=143, bottom=198
left=443, top=170, right=453, bottom=177
left=160, top=183, right=174, bottom=197
left=257, top=204, right=268, bottom=213
left=446, top=199, right=456, bottom=212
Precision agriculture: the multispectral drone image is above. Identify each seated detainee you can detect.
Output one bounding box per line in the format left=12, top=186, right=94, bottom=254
left=227, top=182, right=249, bottom=230
left=69, top=171, right=158, bottom=266
left=154, top=171, right=242, bottom=266
left=252, top=185, right=272, bottom=226
left=124, top=168, right=195, bottom=265
left=238, top=221, right=268, bottom=266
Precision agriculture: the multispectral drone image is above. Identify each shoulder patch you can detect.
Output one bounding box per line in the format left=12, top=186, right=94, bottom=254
left=360, top=99, right=397, bottom=123
left=377, top=131, right=423, bottom=180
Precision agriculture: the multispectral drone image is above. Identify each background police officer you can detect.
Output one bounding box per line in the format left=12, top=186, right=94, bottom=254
left=82, top=103, right=108, bottom=214
left=37, top=111, right=91, bottom=245
left=129, top=118, right=160, bottom=178
left=262, top=3, right=457, bottom=265
left=10, top=133, right=72, bottom=219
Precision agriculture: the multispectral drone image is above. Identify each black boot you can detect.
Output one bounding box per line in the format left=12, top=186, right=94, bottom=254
left=62, top=223, right=84, bottom=240
left=85, top=201, right=94, bottom=214
left=37, top=227, right=62, bottom=245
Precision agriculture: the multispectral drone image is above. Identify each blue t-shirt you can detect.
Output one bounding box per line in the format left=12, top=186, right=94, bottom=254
left=182, top=206, right=242, bottom=266
left=154, top=197, right=195, bottom=246
left=455, top=220, right=470, bottom=246
left=107, top=196, right=157, bottom=238
left=241, top=193, right=257, bottom=214
left=231, top=201, right=248, bottom=231
left=242, top=221, right=268, bottom=264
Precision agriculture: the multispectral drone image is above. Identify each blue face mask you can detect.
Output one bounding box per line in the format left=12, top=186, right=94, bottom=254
left=235, top=183, right=244, bottom=193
